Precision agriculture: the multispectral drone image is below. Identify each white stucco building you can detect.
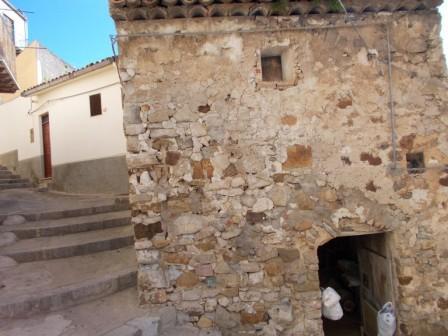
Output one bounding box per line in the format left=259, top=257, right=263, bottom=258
left=0, top=57, right=128, bottom=194
left=0, top=0, right=28, bottom=51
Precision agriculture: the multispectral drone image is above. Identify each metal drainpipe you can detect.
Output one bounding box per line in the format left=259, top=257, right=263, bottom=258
left=386, top=25, right=398, bottom=170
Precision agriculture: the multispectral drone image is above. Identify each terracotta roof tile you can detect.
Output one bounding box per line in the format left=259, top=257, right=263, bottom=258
left=109, top=0, right=442, bottom=21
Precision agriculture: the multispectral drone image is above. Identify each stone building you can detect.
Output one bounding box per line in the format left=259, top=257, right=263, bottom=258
left=109, top=0, right=448, bottom=335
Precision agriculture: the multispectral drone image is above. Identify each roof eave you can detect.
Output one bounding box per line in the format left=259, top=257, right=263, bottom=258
left=22, top=57, right=116, bottom=97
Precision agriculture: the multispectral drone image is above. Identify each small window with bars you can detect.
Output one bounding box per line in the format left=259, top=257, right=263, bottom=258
left=89, top=93, right=102, bottom=117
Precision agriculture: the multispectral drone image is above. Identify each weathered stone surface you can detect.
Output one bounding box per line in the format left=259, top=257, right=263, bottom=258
left=191, top=122, right=207, bottom=137
left=269, top=185, right=290, bottom=207
left=150, top=129, right=178, bottom=138
left=277, top=248, right=300, bottom=263
left=268, top=301, right=294, bottom=324
left=241, top=308, right=267, bottom=324
left=127, top=315, right=160, bottom=336
left=149, top=290, right=168, bottom=304
left=0, top=232, right=17, bottom=247
left=246, top=211, right=266, bottom=225
left=360, top=152, right=382, bottom=166
left=281, top=115, right=298, bottom=126
left=176, top=271, right=200, bottom=288
left=215, top=306, right=239, bottom=329
left=215, top=261, right=233, bottom=274
left=170, top=214, right=208, bottom=236
left=198, top=316, right=214, bottom=328
left=221, top=227, right=242, bottom=240
left=239, top=261, right=260, bottom=273
left=127, top=154, right=159, bottom=168
left=252, top=198, right=274, bottom=212
left=195, top=264, right=214, bottom=277
left=135, top=222, right=163, bottom=240
left=166, top=151, right=181, bottom=165
left=116, top=10, right=448, bottom=336
left=0, top=256, right=18, bottom=270
left=265, top=258, right=285, bottom=276
left=296, top=191, right=316, bottom=210
left=223, top=164, right=238, bottom=177
left=125, top=124, right=146, bottom=136
left=285, top=210, right=315, bottom=232
left=163, top=253, right=191, bottom=265
left=139, top=265, right=168, bottom=289
left=137, top=249, right=160, bottom=265
left=282, top=145, right=312, bottom=169
left=148, top=110, right=172, bottom=123
left=2, top=215, right=26, bottom=226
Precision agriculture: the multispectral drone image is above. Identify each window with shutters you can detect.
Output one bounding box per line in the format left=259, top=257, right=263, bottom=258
left=89, top=93, right=102, bottom=116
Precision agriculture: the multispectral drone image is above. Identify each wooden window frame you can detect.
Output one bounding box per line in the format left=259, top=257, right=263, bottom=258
left=89, top=93, right=102, bottom=117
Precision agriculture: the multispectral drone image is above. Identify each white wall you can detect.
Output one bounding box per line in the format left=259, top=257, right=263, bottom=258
left=0, top=0, right=28, bottom=49
left=30, top=64, right=125, bottom=166
left=0, top=64, right=126, bottom=167
left=0, top=96, right=35, bottom=159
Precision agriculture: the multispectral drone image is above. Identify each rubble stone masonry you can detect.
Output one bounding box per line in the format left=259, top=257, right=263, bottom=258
left=110, top=1, right=448, bottom=334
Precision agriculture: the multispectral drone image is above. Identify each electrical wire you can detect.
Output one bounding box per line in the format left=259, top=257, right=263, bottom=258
left=27, top=82, right=121, bottom=115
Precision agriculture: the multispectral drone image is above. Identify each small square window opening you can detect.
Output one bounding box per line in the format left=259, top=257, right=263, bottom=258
left=261, top=55, right=283, bottom=82
left=90, top=93, right=102, bottom=116
left=406, top=152, right=425, bottom=174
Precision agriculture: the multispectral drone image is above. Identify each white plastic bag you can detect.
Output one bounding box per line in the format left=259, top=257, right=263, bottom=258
left=377, top=302, right=396, bottom=336
left=322, top=287, right=343, bottom=321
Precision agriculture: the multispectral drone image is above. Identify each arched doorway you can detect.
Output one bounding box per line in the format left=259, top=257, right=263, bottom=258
left=318, top=233, right=395, bottom=336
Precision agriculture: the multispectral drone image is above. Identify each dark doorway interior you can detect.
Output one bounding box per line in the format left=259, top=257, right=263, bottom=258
left=318, top=236, right=363, bottom=336
left=318, top=233, right=394, bottom=336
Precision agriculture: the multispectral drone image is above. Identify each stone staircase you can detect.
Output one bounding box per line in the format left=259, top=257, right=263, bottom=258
left=0, top=194, right=136, bottom=319
left=0, top=165, right=32, bottom=190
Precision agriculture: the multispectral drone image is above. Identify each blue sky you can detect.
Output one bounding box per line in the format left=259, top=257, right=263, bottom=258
left=12, top=0, right=115, bottom=68
left=9, top=1, right=448, bottom=69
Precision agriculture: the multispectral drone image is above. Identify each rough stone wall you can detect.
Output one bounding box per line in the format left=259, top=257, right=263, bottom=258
left=115, top=12, right=448, bottom=336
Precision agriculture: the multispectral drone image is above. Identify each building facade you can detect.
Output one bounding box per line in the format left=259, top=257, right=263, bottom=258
left=0, top=0, right=25, bottom=93
left=0, top=40, right=74, bottom=104
left=110, top=0, right=448, bottom=335
left=0, top=0, right=28, bottom=52
left=0, top=58, right=128, bottom=194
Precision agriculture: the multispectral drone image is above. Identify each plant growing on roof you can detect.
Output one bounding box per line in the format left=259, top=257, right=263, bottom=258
left=271, top=0, right=344, bottom=13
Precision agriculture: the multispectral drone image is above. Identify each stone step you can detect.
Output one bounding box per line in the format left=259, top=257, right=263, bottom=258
left=15, top=200, right=130, bottom=222
left=0, top=178, right=29, bottom=184
left=0, top=183, right=32, bottom=190
left=1, top=210, right=131, bottom=239
left=0, top=225, right=134, bottom=262
left=0, top=172, right=17, bottom=178
left=0, top=247, right=137, bottom=318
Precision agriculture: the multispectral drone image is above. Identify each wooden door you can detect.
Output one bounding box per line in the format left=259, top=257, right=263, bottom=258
left=41, top=114, right=52, bottom=178
left=357, top=235, right=394, bottom=336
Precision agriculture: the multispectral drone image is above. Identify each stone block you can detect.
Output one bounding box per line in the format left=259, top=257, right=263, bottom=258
left=169, top=214, right=208, bottom=236
left=139, top=265, right=168, bottom=289
left=282, top=145, right=312, bottom=169
left=127, top=315, right=160, bottom=336
left=0, top=232, right=17, bottom=248
left=136, top=249, right=160, bottom=265
left=176, top=271, right=200, bottom=288
left=2, top=215, right=26, bottom=226
left=278, top=248, right=300, bottom=263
